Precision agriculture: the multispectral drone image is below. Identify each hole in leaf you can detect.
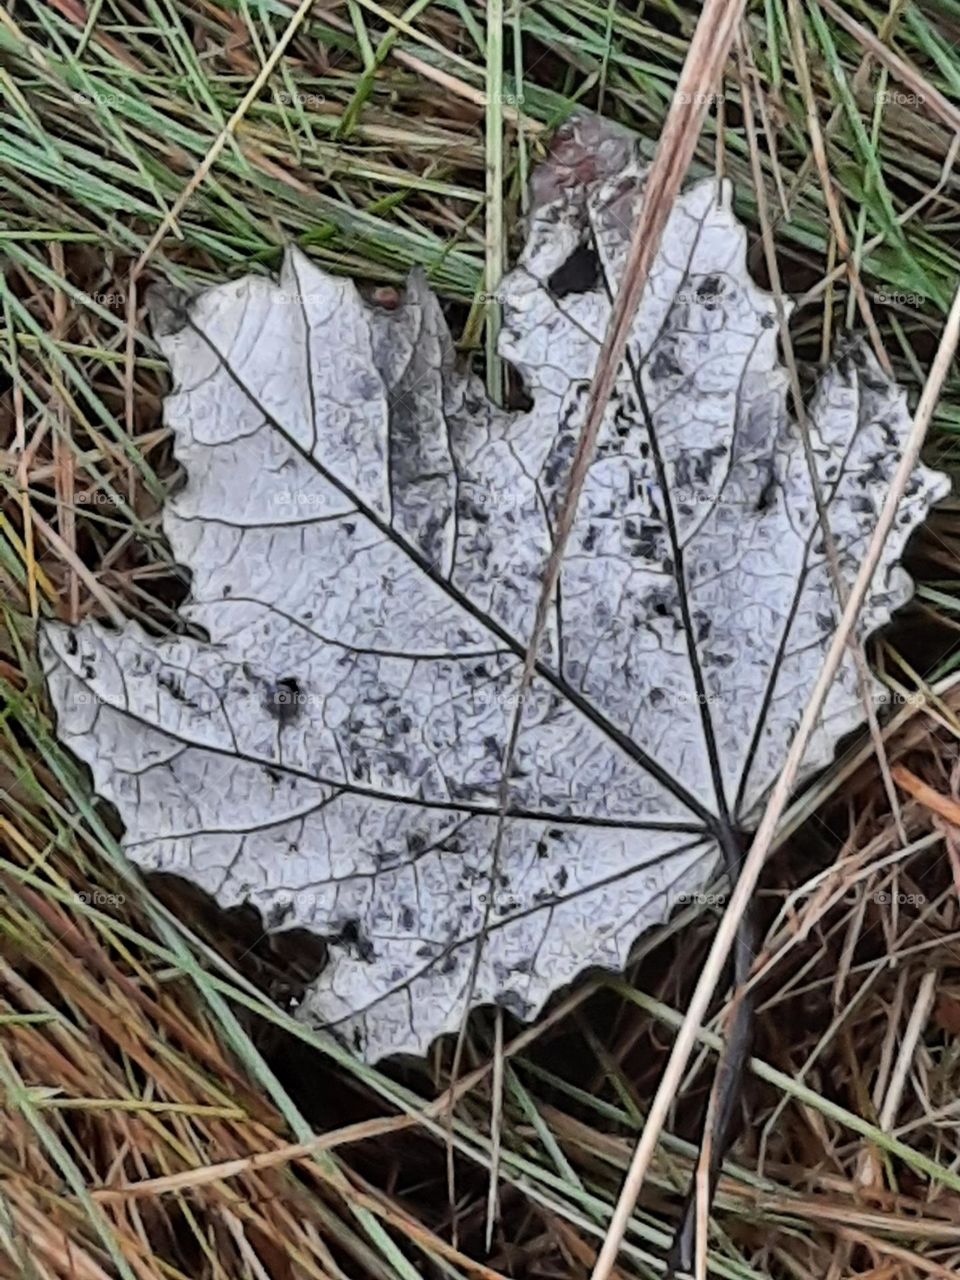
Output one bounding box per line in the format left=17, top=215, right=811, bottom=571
left=547, top=243, right=600, bottom=297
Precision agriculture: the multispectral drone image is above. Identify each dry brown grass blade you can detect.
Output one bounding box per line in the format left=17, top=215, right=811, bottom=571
left=566, top=8, right=748, bottom=1273
left=891, top=764, right=960, bottom=826
left=541, top=1102, right=960, bottom=1238
left=22, top=507, right=125, bottom=626
left=450, top=0, right=749, bottom=1258
left=91, top=1115, right=419, bottom=1202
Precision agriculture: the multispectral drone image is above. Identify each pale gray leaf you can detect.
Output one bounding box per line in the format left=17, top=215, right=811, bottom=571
left=41, top=115, right=949, bottom=1061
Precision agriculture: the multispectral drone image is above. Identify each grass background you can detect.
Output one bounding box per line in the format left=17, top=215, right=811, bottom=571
left=4, top=0, right=960, bottom=1277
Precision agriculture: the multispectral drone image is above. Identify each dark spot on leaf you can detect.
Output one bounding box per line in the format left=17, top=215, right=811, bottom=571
left=158, top=669, right=190, bottom=706
left=695, top=275, right=722, bottom=307
left=547, top=242, right=600, bottom=297
left=755, top=474, right=777, bottom=512
left=648, top=347, right=682, bottom=381
left=544, top=428, right=577, bottom=491
left=267, top=900, right=294, bottom=928
left=335, top=917, right=376, bottom=963
left=703, top=650, right=734, bottom=669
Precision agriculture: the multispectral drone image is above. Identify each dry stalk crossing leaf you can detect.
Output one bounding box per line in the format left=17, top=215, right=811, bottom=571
left=42, top=117, right=949, bottom=1061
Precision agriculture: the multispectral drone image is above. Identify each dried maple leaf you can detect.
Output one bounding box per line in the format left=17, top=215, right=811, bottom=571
left=42, top=117, right=948, bottom=1060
